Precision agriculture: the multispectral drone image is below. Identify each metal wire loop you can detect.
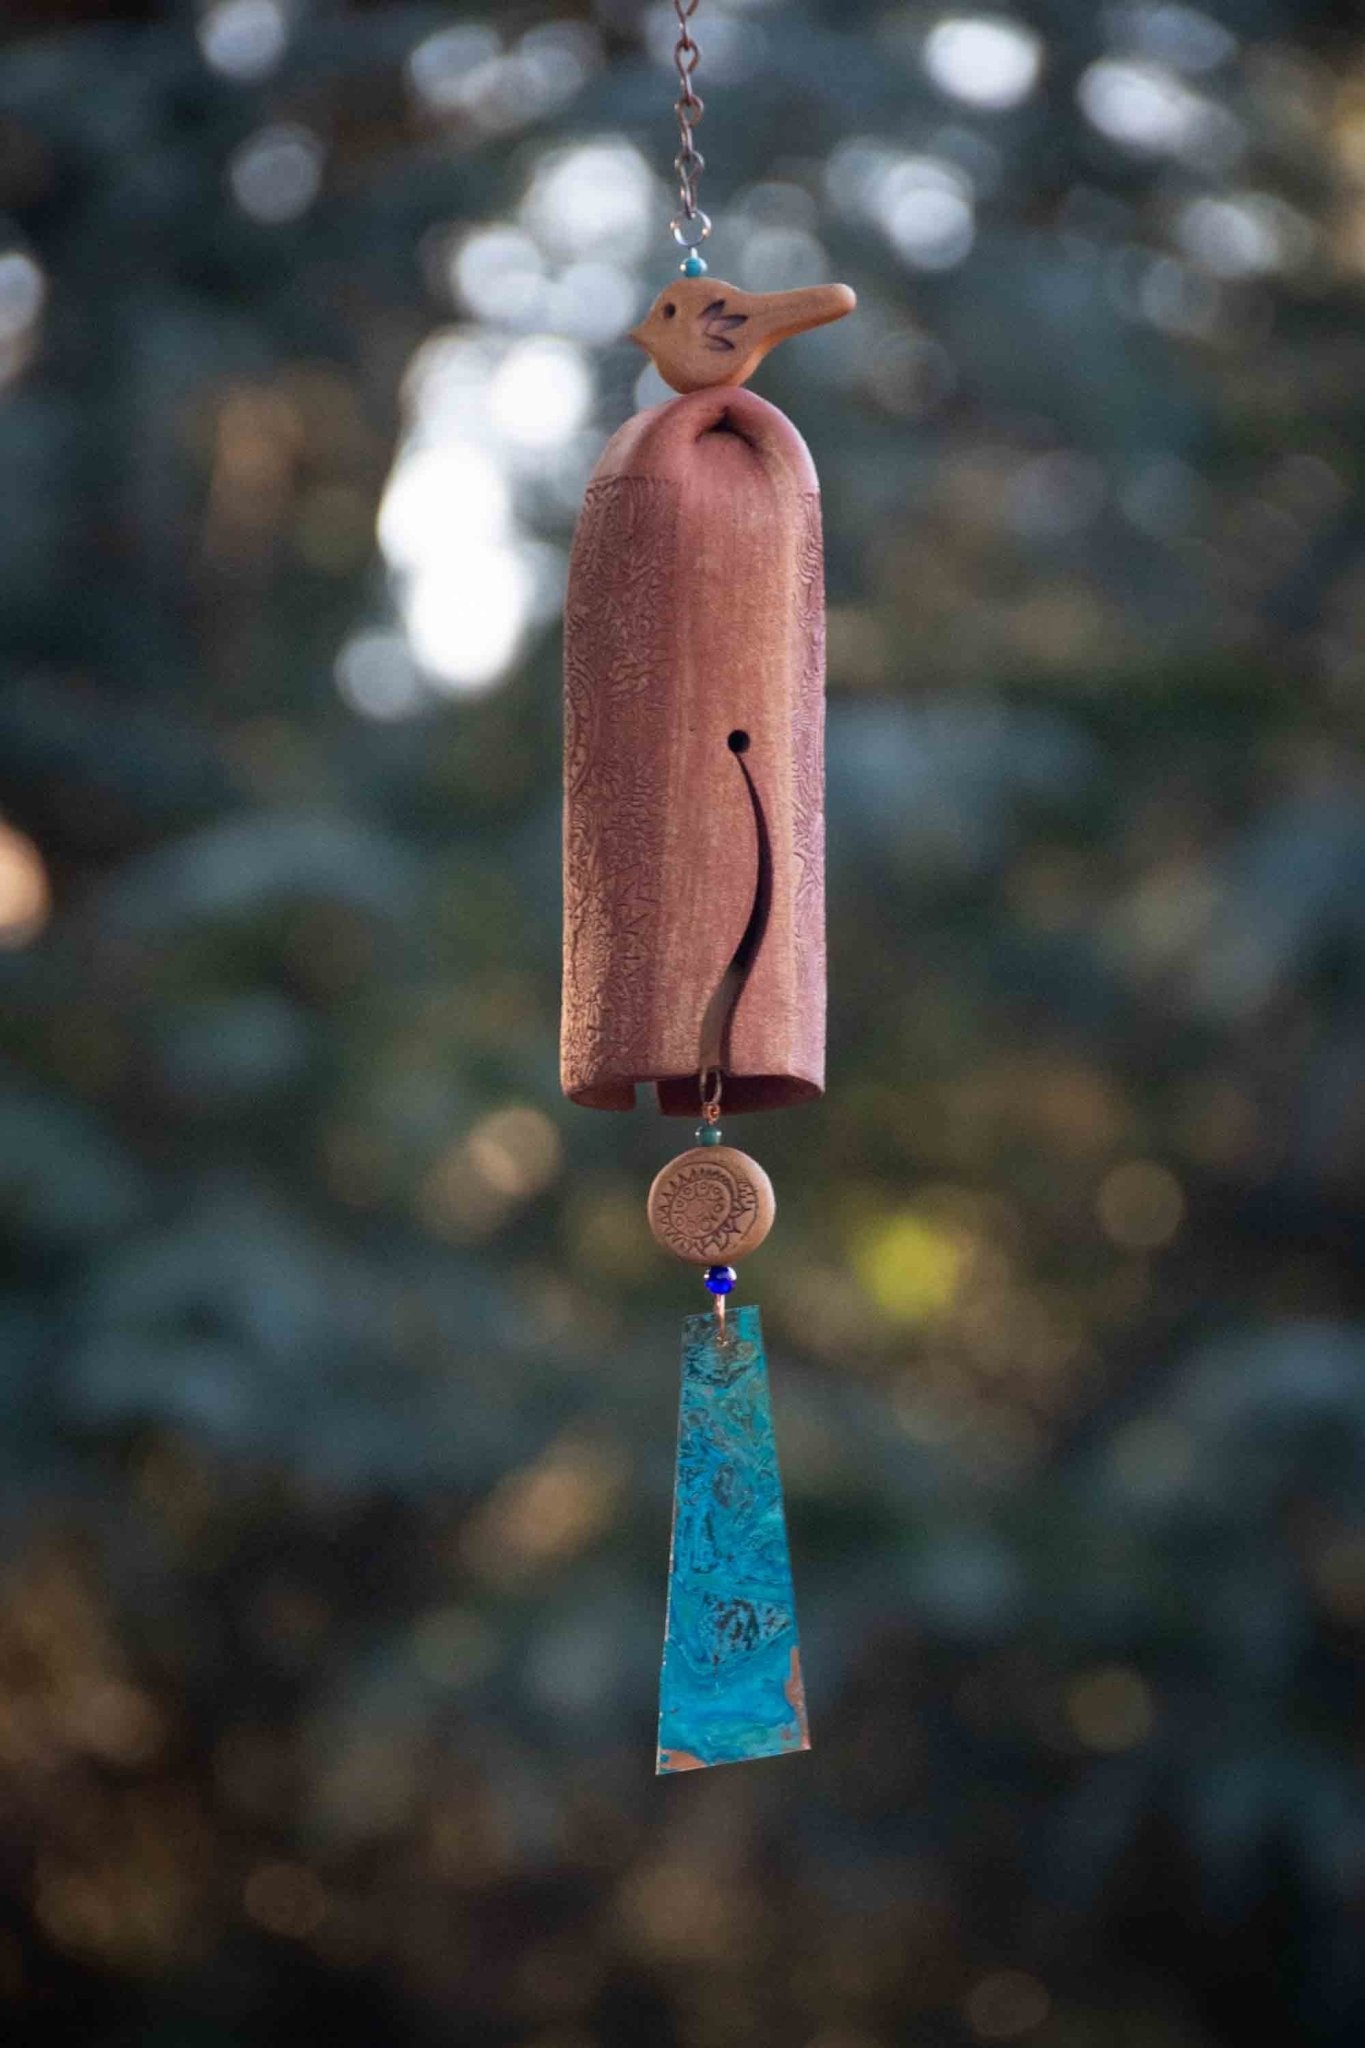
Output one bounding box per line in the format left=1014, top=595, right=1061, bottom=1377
left=670, top=213, right=711, bottom=250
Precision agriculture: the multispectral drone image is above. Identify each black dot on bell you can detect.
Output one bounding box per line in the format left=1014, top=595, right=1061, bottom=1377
left=727, top=729, right=750, bottom=754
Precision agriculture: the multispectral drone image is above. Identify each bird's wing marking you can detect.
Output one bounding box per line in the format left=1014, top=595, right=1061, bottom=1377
left=699, top=300, right=750, bottom=352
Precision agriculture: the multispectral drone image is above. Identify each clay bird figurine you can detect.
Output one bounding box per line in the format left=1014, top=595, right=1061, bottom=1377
left=630, top=277, right=856, bottom=396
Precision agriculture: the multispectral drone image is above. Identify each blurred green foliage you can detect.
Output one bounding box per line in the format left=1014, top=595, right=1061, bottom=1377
left=1, top=1, right=1365, bottom=2044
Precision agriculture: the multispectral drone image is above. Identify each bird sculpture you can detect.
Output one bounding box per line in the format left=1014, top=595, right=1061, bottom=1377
left=629, top=277, right=856, bottom=395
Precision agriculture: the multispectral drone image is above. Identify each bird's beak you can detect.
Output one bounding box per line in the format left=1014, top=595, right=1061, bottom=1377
left=745, top=283, right=857, bottom=349
left=627, top=322, right=648, bottom=350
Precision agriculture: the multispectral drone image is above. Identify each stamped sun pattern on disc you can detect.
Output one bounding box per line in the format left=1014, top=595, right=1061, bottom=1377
left=647, top=1146, right=775, bottom=1265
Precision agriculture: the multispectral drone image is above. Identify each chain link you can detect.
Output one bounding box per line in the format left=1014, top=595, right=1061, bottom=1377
left=672, top=0, right=707, bottom=234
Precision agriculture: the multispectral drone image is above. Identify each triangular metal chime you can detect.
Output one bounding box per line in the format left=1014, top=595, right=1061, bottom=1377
left=657, top=1304, right=809, bottom=1774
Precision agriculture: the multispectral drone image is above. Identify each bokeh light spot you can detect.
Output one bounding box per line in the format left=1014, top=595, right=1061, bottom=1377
left=377, top=340, right=565, bottom=692
left=407, top=23, right=501, bottom=113
left=1097, top=1159, right=1185, bottom=1250
left=488, top=338, right=592, bottom=449
left=513, top=22, right=600, bottom=114
left=1176, top=192, right=1312, bottom=279
left=403, top=546, right=532, bottom=691
left=1065, top=1665, right=1155, bottom=1750
left=0, top=250, right=46, bottom=343
left=465, top=1105, right=562, bottom=1200
left=873, top=156, right=975, bottom=270
left=1113, top=3, right=1236, bottom=75
left=738, top=228, right=829, bottom=292
left=521, top=140, right=654, bottom=261
left=198, top=0, right=288, bottom=81
left=378, top=443, right=511, bottom=570
left=0, top=822, right=50, bottom=948
left=452, top=227, right=547, bottom=325
left=553, top=259, right=640, bottom=345
left=420, top=1105, right=562, bottom=1239
left=334, top=629, right=426, bottom=722
left=228, top=124, right=323, bottom=224
left=58, top=1680, right=162, bottom=1766
left=462, top=1437, right=623, bottom=1582
left=924, top=16, right=1043, bottom=111
left=856, top=1212, right=968, bottom=1324
left=1078, top=58, right=1227, bottom=160
left=964, top=1970, right=1051, bottom=2040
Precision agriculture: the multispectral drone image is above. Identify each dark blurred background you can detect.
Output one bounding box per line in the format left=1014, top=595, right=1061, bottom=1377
left=1, top=0, right=1364, bottom=2043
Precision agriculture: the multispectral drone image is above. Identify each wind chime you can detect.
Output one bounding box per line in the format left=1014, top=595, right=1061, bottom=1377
left=561, top=0, right=854, bottom=1773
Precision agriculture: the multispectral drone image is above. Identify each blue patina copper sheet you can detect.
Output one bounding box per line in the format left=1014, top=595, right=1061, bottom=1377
left=657, top=1304, right=810, bottom=1773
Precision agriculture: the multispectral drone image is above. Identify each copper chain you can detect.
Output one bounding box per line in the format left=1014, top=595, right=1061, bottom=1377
left=673, top=0, right=705, bottom=224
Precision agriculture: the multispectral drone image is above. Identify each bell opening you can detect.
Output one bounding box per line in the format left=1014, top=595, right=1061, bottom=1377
left=655, top=1071, right=821, bottom=1116
left=563, top=1072, right=822, bottom=1115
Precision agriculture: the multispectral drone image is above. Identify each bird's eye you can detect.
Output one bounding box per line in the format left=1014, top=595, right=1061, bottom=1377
left=663, top=302, right=677, bottom=319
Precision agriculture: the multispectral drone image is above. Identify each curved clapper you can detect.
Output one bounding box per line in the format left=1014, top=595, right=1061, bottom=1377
left=657, top=1305, right=810, bottom=1773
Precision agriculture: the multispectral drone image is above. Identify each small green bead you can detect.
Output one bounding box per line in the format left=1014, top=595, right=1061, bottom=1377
left=695, top=1124, right=723, bottom=1146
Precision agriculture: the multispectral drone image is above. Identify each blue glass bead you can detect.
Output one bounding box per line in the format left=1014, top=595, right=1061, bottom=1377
left=681, top=253, right=708, bottom=277
left=704, top=1264, right=737, bottom=1295
left=695, top=1123, right=723, bottom=1147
